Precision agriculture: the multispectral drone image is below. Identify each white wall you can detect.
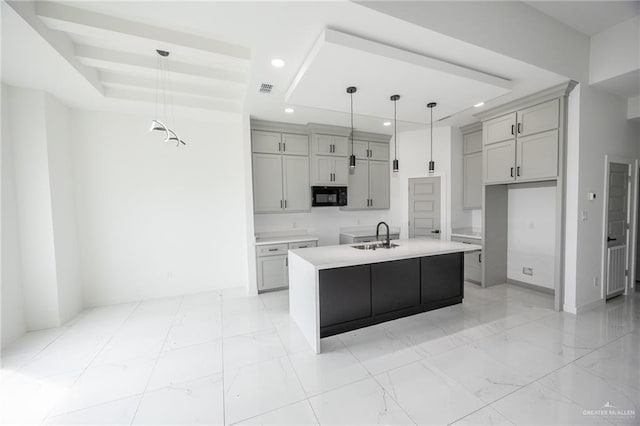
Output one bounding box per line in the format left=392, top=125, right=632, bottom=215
left=8, top=87, right=61, bottom=330
left=564, top=84, right=640, bottom=311
left=45, top=95, right=82, bottom=323
left=389, top=126, right=452, bottom=240
left=507, top=182, right=557, bottom=289
left=1, top=84, right=26, bottom=348
left=71, top=109, right=252, bottom=306
left=589, top=16, right=640, bottom=85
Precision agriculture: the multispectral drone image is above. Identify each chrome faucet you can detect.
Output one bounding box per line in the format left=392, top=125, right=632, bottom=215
left=376, top=221, right=391, bottom=248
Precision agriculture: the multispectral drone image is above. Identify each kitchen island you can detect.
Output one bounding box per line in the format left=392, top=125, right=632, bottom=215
left=289, top=238, right=482, bottom=353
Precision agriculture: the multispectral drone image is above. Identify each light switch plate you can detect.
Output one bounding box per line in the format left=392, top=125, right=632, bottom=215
left=581, top=211, right=588, bottom=221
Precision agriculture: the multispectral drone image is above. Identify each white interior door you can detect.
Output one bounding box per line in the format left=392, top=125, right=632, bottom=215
left=408, top=177, right=441, bottom=239
left=606, top=162, right=630, bottom=298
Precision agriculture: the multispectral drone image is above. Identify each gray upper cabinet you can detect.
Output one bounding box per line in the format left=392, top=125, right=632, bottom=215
left=516, top=129, right=558, bottom=181
left=482, top=99, right=560, bottom=185
left=347, top=162, right=369, bottom=209
left=484, top=140, right=516, bottom=184
left=517, top=99, right=559, bottom=138
left=253, top=154, right=285, bottom=212
left=484, top=112, right=516, bottom=145
left=313, top=134, right=348, bottom=156
left=352, top=140, right=369, bottom=160
left=462, top=128, right=482, bottom=209
left=251, top=129, right=310, bottom=213
left=311, top=156, right=348, bottom=186
left=463, top=152, right=482, bottom=208
left=252, top=130, right=282, bottom=154
left=352, top=140, right=389, bottom=161
left=369, top=161, right=390, bottom=209
left=345, top=160, right=389, bottom=210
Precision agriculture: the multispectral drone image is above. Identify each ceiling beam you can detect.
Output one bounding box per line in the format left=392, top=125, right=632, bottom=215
left=35, top=1, right=252, bottom=62
left=76, top=45, right=247, bottom=84
left=6, top=1, right=104, bottom=95
left=104, top=87, right=242, bottom=113
left=99, top=71, right=244, bottom=101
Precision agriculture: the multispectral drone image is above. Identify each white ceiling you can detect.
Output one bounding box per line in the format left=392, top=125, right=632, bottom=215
left=526, top=1, right=640, bottom=36
left=3, top=1, right=575, bottom=132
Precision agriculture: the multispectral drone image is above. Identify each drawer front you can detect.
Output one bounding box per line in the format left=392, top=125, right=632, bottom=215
left=289, top=241, right=317, bottom=250
left=257, top=243, right=289, bottom=256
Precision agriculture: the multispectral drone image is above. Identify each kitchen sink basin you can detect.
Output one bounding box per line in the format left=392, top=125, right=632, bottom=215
left=352, top=242, right=399, bottom=250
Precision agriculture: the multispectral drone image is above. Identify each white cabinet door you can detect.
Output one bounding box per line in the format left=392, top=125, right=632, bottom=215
left=516, top=129, right=558, bottom=181
left=463, top=152, right=482, bottom=209
left=281, top=133, right=309, bottom=156
left=484, top=140, right=516, bottom=184
left=257, top=255, right=288, bottom=290
left=463, top=130, right=482, bottom=154
left=332, top=157, right=349, bottom=185
left=484, top=112, right=516, bottom=146
left=517, top=99, right=559, bottom=138
left=253, top=154, right=283, bottom=212
left=369, top=160, right=390, bottom=209
left=332, top=136, right=349, bottom=156
left=283, top=155, right=310, bottom=212
left=368, top=142, right=389, bottom=161
left=252, top=130, right=281, bottom=154
left=311, top=156, right=333, bottom=185
left=347, top=161, right=369, bottom=209
left=352, top=140, right=368, bottom=159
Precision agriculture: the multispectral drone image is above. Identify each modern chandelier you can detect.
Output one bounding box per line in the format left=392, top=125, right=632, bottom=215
left=150, top=49, right=186, bottom=147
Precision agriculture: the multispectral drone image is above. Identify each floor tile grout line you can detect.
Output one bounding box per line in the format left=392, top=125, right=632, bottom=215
left=40, top=300, right=142, bottom=422
left=128, top=295, right=185, bottom=425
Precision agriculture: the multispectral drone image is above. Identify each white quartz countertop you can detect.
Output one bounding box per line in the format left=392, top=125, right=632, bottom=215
left=339, top=227, right=401, bottom=238
left=255, top=235, right=319, bottom=246
left=290, top=238, right=481, bottom=270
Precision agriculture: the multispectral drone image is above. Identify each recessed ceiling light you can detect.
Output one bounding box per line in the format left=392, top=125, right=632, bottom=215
left=474, top=102, right=485, bottom=108
left=285, top=107, right=294, bottom=113
left=271, top=58, right=285, bottom=68
left=383, top=121, right=391, bottom=126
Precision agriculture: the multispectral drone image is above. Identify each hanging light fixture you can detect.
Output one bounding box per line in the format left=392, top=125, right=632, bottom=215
left=390, top=94, right=400, bottom=173
left=427, top=102, right=437, bottom=174
left=347, top=86, right=357, bottom=169
left=150, top=49, right=186, bottom=147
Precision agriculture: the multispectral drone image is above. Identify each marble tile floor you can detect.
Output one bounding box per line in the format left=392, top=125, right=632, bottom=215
left=1, top=284, right=638, bottom=425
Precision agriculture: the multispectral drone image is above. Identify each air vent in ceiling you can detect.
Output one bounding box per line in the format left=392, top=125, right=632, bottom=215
left=259, top=83, right=274, bottom=94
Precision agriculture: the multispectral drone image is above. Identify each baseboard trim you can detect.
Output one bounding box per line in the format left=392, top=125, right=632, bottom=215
left=506, top=279, right=555, bottom=295
left=563, top=298, right=605, bottom=315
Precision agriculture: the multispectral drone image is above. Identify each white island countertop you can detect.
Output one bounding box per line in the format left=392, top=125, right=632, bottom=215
left=290, top=238, right=481, bottom=270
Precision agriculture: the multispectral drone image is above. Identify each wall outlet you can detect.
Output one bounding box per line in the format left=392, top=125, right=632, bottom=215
left=523, top=267, right=533, bottom=276
left=581, top=211, right=589, bottom=221
left=593, top=276, right=599, bottom=287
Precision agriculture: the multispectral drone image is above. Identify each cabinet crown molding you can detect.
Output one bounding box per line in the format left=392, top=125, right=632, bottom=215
left=474, top=80, right=578, bottom=122
left=250, top=119, right=391, bottom=142
left=250, top=119, right=309, bottom=134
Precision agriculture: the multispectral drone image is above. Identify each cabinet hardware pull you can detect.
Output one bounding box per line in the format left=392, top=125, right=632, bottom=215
left=517, top=123, right=522, bottom=134
left=280, top=200, right=283, bottom=208
left=284, top=200, right=287, bottom=208
left=479, top=253, right=482, bottom=263
left=517, top=166, right=520, bottom=177
left=269, top=248, right=278, bottom=252
left=282, top=142, right=286, bottom=152
left=286, top=257, right=288, bottom=266
left=278, top=142, right=282, bottom=152
left=511, top=124, right=514, bottom=135
left=510, top=167, right=514, bottom=177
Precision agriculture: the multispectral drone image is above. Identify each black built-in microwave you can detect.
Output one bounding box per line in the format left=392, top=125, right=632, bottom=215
left=311, top=186, right=348, bottom=207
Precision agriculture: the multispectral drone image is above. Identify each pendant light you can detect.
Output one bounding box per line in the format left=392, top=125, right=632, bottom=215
left=390, top=94, right=400, bottom=172
left=427, top=102, right=437, bottom=174
left=347, top=86, right=357, bottom=169
left=150, top=49, right=186, bottom=147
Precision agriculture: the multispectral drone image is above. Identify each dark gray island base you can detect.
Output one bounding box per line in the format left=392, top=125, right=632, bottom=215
left=319, top=252, right=463, bottom=337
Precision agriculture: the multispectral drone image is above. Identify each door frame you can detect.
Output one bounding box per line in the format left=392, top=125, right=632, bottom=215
left=408, top=176, right=444, bottom=239
left=601, top=155, right=638, bottom=298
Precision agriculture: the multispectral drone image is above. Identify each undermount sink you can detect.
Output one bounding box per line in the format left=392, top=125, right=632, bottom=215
left=353, top=242, right=399, bottom=250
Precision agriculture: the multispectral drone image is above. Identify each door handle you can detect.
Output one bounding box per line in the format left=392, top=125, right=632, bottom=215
left=479, top=253, right=482, bottom=263
left=510, top=167, right=514, bottom=177
left=608, top=237, right=616, bottom=242
left=431, top=230, right=440, bottom=234
left=511, top=124, right=514, bottom=135
left=517, top=123, right=522, bottom=134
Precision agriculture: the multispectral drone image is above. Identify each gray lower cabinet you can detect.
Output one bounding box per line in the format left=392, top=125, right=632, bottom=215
left=257, top=240, right=317, bottom=291
left=319, top=253, right=464, bottom=337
